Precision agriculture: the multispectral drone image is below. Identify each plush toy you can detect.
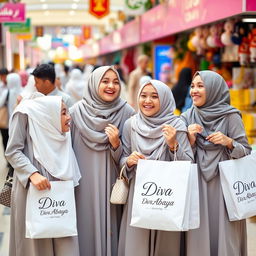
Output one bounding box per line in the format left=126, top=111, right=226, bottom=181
left=221, top=20, right=234, bottom=46
left=238, top=37, right=250, bottom=66
left=191, top=27, right=204, bottom=55
left=207, top=25, right=218, bottom=48
left=249, top=28, right=256, bottom=63
left=214, top=23, right=225, bottom=47
left=199, top=27, right=209, bottom=50
left=231, top=21, right=248, bottom=45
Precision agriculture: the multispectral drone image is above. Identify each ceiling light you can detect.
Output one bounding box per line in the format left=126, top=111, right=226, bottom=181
left=42, top=4, right=48, bottom=10
left=69, top=10, right=75, bottom=16
left=242, top=18, right=256, bottom=23
left=44, top=10, right=50, bottom=16
left=40, top=0, right=46, bottom=2
left=71, top=3, right=77, bottom=9
left=73, top=0, right=80, bottom=2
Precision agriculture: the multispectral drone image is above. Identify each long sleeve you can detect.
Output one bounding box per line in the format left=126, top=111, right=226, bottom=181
left=110, top=144, right=123, bottom=164
left=227, top=113, right=252, bottom=158
left=5, top=113, right=38, bottom=188
left=169, top=131, right=194, bottom=162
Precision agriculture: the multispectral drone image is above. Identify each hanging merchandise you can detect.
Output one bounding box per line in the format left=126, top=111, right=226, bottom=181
left=221, top=20, right=235, bottom=46
left=249, top=28, right=256, bottom=63
left=238, top=37, right=250, bottom=66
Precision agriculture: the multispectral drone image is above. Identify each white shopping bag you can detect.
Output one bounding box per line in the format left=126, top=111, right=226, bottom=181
left=219, top=152, right=256, bottom=221
left=26, top=180, right=77, bottom=239
left=130, top=159, right=193, bottom=231
left=184, top=164, right=200, bottom=230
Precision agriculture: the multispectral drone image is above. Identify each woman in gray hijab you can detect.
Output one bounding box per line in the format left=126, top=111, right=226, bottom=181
left=70, top=66, right=135, bottom=256
left=181, top=70, right=251, bottom=256
left=118, top=80, right=193, bottom=256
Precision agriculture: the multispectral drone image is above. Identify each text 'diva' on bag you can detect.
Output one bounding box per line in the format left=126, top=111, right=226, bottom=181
left=219, top=152, right=256, bottom=221
left=130, top=159, right=199, bottom=231
left=26, top=180, right=77, bottom=239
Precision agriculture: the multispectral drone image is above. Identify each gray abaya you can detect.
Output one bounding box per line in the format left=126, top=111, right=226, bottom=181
left=5, top=113, right=79, bottom=256
left=118, top=80, right=194, bottom=256
left=181, top=70, right=252, bottom=256
left=71, top=104, right=134, bottom=256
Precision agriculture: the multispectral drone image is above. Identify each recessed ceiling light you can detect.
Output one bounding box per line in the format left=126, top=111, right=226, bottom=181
left=242, top=18, right=256, bottom=23
left=73, top=0, right=80, bottom=2
left=69, top=10, right=75, bottom=16
left=42, top=4, right=48, bottom=10
left=44, top=10, right=50, bottom=16
left=40, top=0, right=46, bottom=2
left=71, top=3, right=77, bottom=9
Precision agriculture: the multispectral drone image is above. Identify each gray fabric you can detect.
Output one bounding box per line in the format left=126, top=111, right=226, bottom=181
left=71, top=66, right=129, bottom=151
left=118, top=81, right=194, bottom=256
left=118, top=118, right=194, bottom=256
left=181, top=70, right=251, bottom=256
left=5, top=113, right=79, bottom=256
left=181, top=71, right=240, bottom=181
left=48, top=87, right=73, bottom=108
left=70, top=67, right=135, bottom=256
left=132, top=80, right=187, bottom=160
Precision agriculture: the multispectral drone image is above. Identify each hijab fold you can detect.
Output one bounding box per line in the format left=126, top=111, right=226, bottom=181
left=12, top=93, right=81, bottom=186
left=131, top=80, right=187, bottom=160
left=181, top=71, right=240, bottom=181
left=71, top=66, right=128, bottom=151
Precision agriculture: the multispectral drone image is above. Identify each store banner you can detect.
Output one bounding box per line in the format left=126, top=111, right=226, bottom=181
left=35, top=26, right=44, bottom=37
left=124, top=0, right=148, bottom=16
left=82, top=26, right=91, bottom=40
left=16, top=33, right=32, bottom=41
left=89, top=0, right=109, bottom=19
left=7, top=18, right=31, bottom=33
left=0, top=3, right=25, bottom=23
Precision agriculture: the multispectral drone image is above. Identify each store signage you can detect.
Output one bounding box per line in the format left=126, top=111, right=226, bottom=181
left=52, top=38, right=64, bottom=49
left=140, top=0, right=243, bottom=43
left=154, top=45, right=172, bottom=83
left=16, top=33, right=32, bottom=41
left=82, top=26, right=91, bottom=40
left=124, top=0, right=147, bottom=16
left=89, top=0, right=109, bottom=19
left=35, top=26, right=44, bottom=37
left=8, top=18, right=30, bottom=33
left=0, top=3, right=25, bottom=23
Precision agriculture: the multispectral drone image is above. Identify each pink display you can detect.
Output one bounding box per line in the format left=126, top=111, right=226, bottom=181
left=0, top=3, right=25, bottom=23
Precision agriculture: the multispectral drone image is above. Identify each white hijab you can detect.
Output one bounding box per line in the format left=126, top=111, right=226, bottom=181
left=12, top=93, right=81, bottom=186
left=7, top=73, right=22, bottom=117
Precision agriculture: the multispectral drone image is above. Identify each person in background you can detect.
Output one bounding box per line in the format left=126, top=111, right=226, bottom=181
left=0, top=68, right=9, bottom=151
left=5, top=94, right=81, bottom=256
left=65, top=69, right=85, bottom=103
left=61, top=65, right=70, bottom=90
left=128, top=55, right=150, bottom=111
left=172, top=67, right=192, bottom=113
left=31, top=64, right=73, bottom=108
left=181, top=70, right=251, bottom=256
left=113, top=61, right=125, bottom=83
left=19, top=71, right=29, bottom=88
left=70, top=66, right=135, bottom=256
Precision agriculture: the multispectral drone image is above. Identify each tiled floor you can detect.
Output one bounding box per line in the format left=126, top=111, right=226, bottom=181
left=0, top=136, right=255, bottom=256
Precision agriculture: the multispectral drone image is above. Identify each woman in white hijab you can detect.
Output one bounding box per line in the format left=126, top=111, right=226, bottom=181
left=65, top=68, right=85, bottom=103
left=5, top=94, right=81, bottom=256
left=181, top=71, right=251, bottom=256
left=6, top=73, right=22, bottom=117
left=118, top=80, right=194, bottom=256
left=70, top=66, right=135, bottom=256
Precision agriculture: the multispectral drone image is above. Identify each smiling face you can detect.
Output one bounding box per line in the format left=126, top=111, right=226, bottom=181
left=98, top=69, right=120, bottom=102
left=190, top=75, right=207, bottom=107
left=139, top=84, right=160, bottom=117
left=61, top=102, right=71, bottom=133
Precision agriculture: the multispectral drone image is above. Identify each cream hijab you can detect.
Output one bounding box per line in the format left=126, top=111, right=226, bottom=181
left=12, top=93, right=81, bottom=186
left=131, top=80, right=187, bottom=160
left=181, top=71, right=240, bottom=181
left=71, top=66, right=128, bottom=151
